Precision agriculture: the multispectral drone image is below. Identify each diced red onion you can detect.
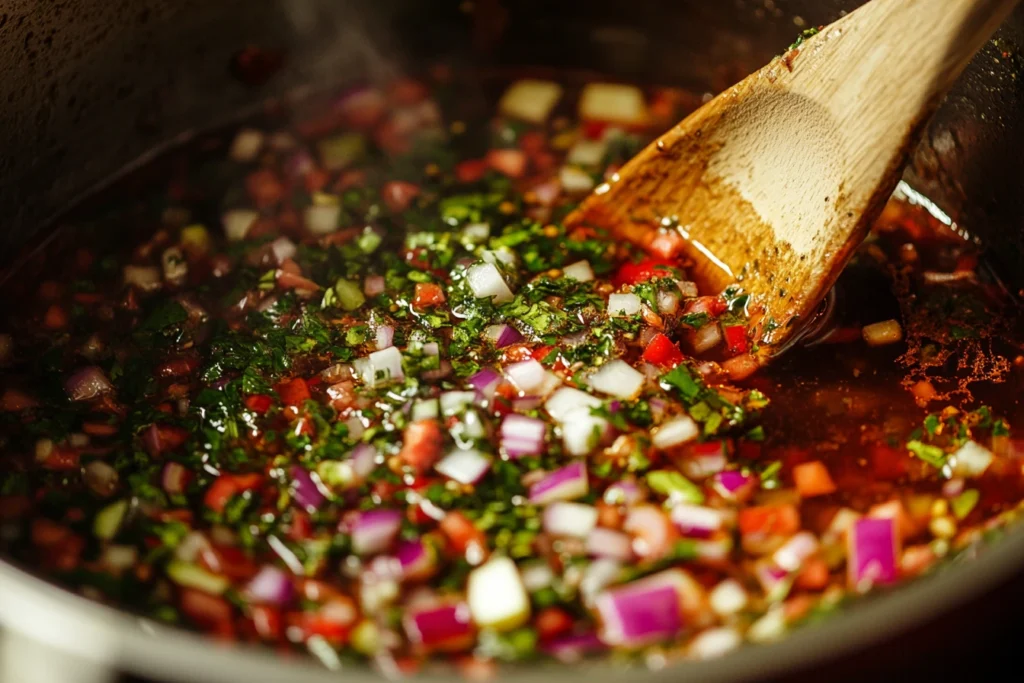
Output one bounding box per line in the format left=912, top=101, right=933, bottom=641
left=531, top=178, right=562, bottom=207
left=65, top=366, right=113, bottom=402
left=710, top=470, right=757, bottom=501
left=756, top=562, right=792, bottom=601
left=245, top=565, right=294, bottom=606
left=351, top=509, right=403, bottom=556
left=500, top=414, right=547, bottom=458
left=468, top=367, right=501, bottom=399
left=593, top=574, right=684, bottom=647
left=543, top=502, right=598, bottom=538
left=291, top=466, right=328, bottom=511
left=364, top=275, right=385, bottom=297
left=285, top=149, right=315, bottom=179
left=773, top=531, right=819, bottom=572
left=350, top=443, right=379, bottom=479
left=585, top=527, right=634, bottom=562
left=142, top=424, right=164, bottom=457
left=540, top=631, right=605, bottom=661
left=161, top=461, right=190, bottom=495
left=671, top=504, right=723, bottom=539
left=505, top=359, right=548, bottom=395
left=587, top=360, right=644, bottom=400
left=403, top=602, right=473, bottom=649
left=848, top=517, right=900, bottom=589
left=484, top=323, right=523, bottom=349
left=529, top=461, right=588, bottom=504
left=375, top=324, right=395, bottom=350
left=435, top=449, right=491, bottom=485
left=396, top=539, right=435, bottom=580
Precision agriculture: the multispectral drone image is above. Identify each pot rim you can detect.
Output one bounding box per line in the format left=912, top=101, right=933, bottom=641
left=3, top=520, right=1024, bottom=683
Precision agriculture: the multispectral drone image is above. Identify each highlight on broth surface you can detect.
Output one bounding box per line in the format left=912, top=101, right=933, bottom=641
left=1, top=66, right=1023, bottom=677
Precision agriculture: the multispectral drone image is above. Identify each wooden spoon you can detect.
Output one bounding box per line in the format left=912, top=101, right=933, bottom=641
left=567, top=0, right=1019, bottom=361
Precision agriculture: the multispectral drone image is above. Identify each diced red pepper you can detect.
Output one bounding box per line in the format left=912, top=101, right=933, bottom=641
left=486, top=148, right=527, bottom=178
left=204, top=473, right=264, bottom=514
left=399, top=420, right=444, bottom=471
left=738, top=504, right=801, bottom=537
left=793, top=460, right=838, bottom=498
left=613, top=257, right=677, bottom=287
left=275, top=378, right=311, bottom=407
left=455, top=159, right=488, bottom=184
left=440, top=511, right=488, bottom=558
left=244, top=394, right=274, bottom=414
left=723, top=325, right=750, bottom=355
left=381, top=180, right=420, bottom=213
left=641, top=333, right=685, bottom=368
left=413, top=282, right=446, bottom=309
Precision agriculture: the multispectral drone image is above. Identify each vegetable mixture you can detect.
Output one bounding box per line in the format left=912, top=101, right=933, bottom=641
left=2, top=68, right=1024, bottom=677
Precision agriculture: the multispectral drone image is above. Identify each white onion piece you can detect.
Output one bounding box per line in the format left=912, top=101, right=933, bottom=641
left=545, top=387, right=603, bottom=422
left=305, top=203, right=342, bottom=236
left=440, top=390, right=477, bottom=416
left=354, top=347, right=404, bottom=387
left=587, top=360, right=645, bottom=399
left=567, top=139, right=608, bottom=167
left=520, top=561, right=554, bottom=591
left=691, top=323, right=724, bottom=353
left=467, top=263, right=514, bottom=304
left=773, top=531, right=820, bottom=572
left=652, top=414, right=700, bottom=450
left=223, top=209, right=259, bottom=242
left=461, top=223, right=490, bottom=243
left=951, top=440, right=994, bottom=478
left=498, top=79, right=563, bottom=124
left=657, top=289, right=680, bottom=315
left=467, top=556, right=531, bottom=631
left=411, top=398, right=439, bottom=421
left=607, top=293, right=641, bottom=317
left=561, top=411, right=609, bottom=456
left=562, top=260, right=595, bottom=282
left=505, top=359, right=548, bottom=395
left=229, top=128, right=264, bottom=162
left=481, top=248, right=518, bottom=268
left=559, top=166, right=595, bottom=194
left=689, top=627, right=742, bottom=660
left=161, top=247, right=187, bottom=285
left=270, top=237, right=297, bottom=264
left=123, top=265, right=162, bottom=292
left=585, top=527, right=634, bottom=562
left=542, top=502, right=598, bottom=538
left=435, top=449, right=490, bottom=485
left=709, top=579, right=748, bottom=616
left=578, top=83, right=648, bottom=126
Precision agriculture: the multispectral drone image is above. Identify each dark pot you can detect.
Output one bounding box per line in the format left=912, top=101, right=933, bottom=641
left=1, top=1, right=1023, bottom=681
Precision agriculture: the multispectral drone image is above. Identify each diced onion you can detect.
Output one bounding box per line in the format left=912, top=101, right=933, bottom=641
left=559, top=166, right=595, bottom=194
left=579, top=83, right=648, bottom=126
left=607, top=293, right=641, bottom=317
left=223, top=209, right=259, bottom=242
left=561, top=411, right=609, bottom=456
left=585, top=527, right=635, bottom=562
left=467, top=556, right=531, bottom=631
left=500, top=414, right=547, bottom=458
left=567, top=139, right=608, bottom=167
left=848, top=516, right=900, bottom=589
left=351, top=509, right=403, bottom=556
left=440, top=390, right=477, bottom=416
left=690, top=323, right=723, bottom=353
left=498, top=79, right=563, bottom=124
left=562, top=260, right=595, bottom=282
left=229, top=128, right=264, bottom=162
left=354, top=347, right=404, bottom=387
left=65, top=366, right=114, bottom=402
left=404, top=602, right=474, bottom=650
left=467, top=263, right=514, bottom=304
left=689, top=627, right=741, bottom=660
left=670, top=504, right=723, bottom=538
left=593, top=569, right=690, bottom=647
left=291, top=466, right=328, bottom=511
left=468, top=367, right=502, bottom=399
left=542, top=502, right=598, bottom=538
left=951, top=440, right=993, bottom=478
left=529, top=461, right=588, bottom=504
left=270, top=236, right=297, bottom=264
left=123, top=265, right=162, bottom=292
left=652, top=414, right=700, bottom=450
left=545, top=387, right=602, bottom=422
left=587, top=360, right=645, bottom=399
left=709, top=579, right=748, bottom=616
left=245, top=565, right=294, bottom=606
left=484, top=323, right=523, bottom=348
left=773, top=531, right=819, bottom=572
left=435, top=449, right=491, bottom=485
left=862, top=319, right=903, bottom=347
left=305, top=203, right=342, bottom=235
left=505, top=359, right=548, bottom=395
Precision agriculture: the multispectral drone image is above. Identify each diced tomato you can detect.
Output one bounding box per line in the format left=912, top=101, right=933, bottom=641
left=300, top=613, right=352, bottom=644
left=721, top=354, right=760, bottom=382
left=399, top=420, right=444, bottom=471
left=613, top=257, right=676, bottom=287
left=382, top=180, right=420, bottom=213
left=455, top=159, right=488, bottom=184
left=43, top=304, right=68, bottom=330
left=440, top=511, right=487, bottom=557
left=738, top=504, right=801, bottom=537
left=794, top=557, right=831, bottom=591
left=518, top=130, right=547, bottom=154
left=245, top=169, right=285, bottom=207
left=41, top=447, right=80, bottom=471
left=180, top=588, right=233, bottom=629
left=685, top=296, right=728, bottom=317
left=275, top=378, right=311, bottom=407
left=413, top=282, right=446, bottom=309
left=535, top=607, right=573, bottom=641
left=870, top=443, right=909, bottom=480
left=582, top=120, right=609, bottom=139
left=204, top=472, right=263, bottom=513
left=199, top=544, right=259, bottom=581
left=642, top=333, right=685, bottom=368
left=722, top=325, right=749, bottom=355
left=248, top=604, right=283, bottom=641
left=486, top=149, right=527, bottom=178
left=245, top=394, right=274, bottom=414
left=81, top=421, right=119, bottom=437
left=793, top=460, right=838, bottom=498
